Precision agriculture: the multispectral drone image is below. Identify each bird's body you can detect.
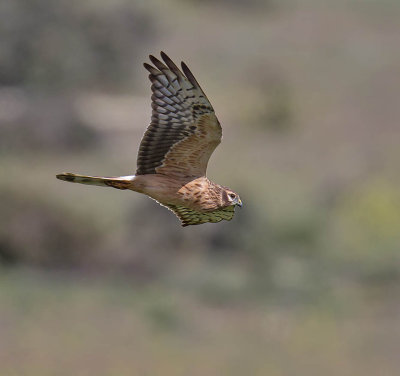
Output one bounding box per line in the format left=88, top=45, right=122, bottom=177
left=57, top=52, right=241, bottom=226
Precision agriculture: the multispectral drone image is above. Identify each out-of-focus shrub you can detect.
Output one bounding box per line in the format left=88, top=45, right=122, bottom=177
left=328, top=178, right=400, bottom=281
left=0, top=90, right=100, bottom=151
left=0, top=0, right=157, bottom=90
left=0, top=189, right=99, bottom=268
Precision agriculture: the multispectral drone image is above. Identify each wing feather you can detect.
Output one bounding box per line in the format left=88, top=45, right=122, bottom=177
left=165, top=204, right=235, bottom=227
left=136, top=52, right=222, bottom=178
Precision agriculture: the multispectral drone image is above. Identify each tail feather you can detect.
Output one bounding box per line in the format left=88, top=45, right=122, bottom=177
left=56, top=173, right=134, bottom=190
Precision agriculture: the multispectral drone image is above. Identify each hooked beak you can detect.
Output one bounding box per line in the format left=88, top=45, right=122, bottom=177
left=236, top=197, right=242, bottom=208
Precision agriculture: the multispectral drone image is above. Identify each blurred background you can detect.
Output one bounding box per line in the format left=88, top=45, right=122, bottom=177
left=1, top=0, right=400, bottom=374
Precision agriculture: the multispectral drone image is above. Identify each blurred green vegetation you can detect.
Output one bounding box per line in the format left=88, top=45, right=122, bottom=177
left=1, top=268, right=399, bottom=375
left=1, top=0, right=399, bottom=374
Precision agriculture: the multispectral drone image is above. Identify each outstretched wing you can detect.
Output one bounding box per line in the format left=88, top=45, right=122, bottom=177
left=165, top=204, right=235, bottom=227
left=136, top=52, right=222, bottom=179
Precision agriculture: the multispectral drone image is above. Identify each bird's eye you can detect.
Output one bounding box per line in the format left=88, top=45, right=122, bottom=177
left=229, top=193, right=236, bottom=199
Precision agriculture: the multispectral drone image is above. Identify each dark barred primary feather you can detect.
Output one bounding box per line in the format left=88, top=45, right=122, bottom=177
left=136, top=52, right=220, bottom=176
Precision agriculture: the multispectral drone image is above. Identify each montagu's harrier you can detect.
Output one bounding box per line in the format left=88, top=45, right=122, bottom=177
left=57, top=52, right=242, bottom=226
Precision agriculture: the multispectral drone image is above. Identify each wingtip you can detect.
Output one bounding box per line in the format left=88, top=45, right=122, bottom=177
left=149, top=54, right=161, bottom=65
left=143, top=62, right=157, bottom=75
left=181, top=60, right=200, bottom=88
left=180, top=61, right=192, bottom=78
left=160, top=51, right=168, bottom=60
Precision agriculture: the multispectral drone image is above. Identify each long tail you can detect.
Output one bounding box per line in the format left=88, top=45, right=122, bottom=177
left=56, top=173, right=135, bottom=190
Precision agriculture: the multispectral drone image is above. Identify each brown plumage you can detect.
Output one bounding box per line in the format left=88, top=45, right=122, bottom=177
left=56, top=52, right=242, bottom=226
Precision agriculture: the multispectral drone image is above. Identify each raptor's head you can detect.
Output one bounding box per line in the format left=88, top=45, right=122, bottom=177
left=222, top=189, right=242, bottom=208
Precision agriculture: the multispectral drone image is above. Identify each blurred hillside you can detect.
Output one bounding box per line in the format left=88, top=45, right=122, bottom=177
left=1, top=0, right=400, bottom=375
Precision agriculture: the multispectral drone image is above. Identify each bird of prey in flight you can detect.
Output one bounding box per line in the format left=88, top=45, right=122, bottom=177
left=57, top=52, right=242, bottom=226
